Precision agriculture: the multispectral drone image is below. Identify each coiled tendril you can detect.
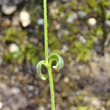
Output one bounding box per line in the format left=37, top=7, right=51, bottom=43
left=36, top=53, right=64, bottom=80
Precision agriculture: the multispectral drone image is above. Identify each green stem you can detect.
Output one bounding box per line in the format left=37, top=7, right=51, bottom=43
left=43, top=0, right=55, bottom=109
left=48, top=66, right=55, bottom=110
left=44, top=0, right=48, bottom=63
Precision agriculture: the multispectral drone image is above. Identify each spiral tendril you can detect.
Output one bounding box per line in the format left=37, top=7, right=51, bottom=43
left=36, top=53, right=64, bottom=80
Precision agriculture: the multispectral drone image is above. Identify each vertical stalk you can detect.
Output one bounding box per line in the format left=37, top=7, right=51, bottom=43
left=43, top=0, right=55, bottom=109
left=44, top=0, right=48, bottom=63
left=48, top=66, right=55, bottom=110
left=37, top=0, right=63, bottom=109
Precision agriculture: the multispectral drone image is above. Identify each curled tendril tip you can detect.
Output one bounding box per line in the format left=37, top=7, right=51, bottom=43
left=36, top=53, right=64, bottom=80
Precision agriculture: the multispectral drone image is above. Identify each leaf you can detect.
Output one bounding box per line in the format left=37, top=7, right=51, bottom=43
left=36, top=60, right=48, bottom=80
left=48, top=53, right=64, bottom=69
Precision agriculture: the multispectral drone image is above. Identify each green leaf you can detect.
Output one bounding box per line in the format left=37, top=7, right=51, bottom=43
left=48, top=53, right=64, bottom=69
left=36, top=60, right=48, bottom=80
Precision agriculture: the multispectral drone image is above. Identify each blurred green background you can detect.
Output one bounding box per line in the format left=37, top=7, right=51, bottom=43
left=0, top=0, right=110, bottom=110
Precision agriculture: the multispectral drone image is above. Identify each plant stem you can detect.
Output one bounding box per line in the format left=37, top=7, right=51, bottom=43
left=44, top=0, right=48, bottom=63
left=43, top=0, right=55, bottom=109
left=48, top=66, right=55, bottom=110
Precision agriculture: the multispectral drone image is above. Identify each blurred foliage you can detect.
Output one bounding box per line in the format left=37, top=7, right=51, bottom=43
left=1, top=0, right=110, bottom=64
left=5, top=43, right=39, bottom=64
left=4, top=27, right=26, bottom=44
left=76, top=106, right=90, bottom=110
left=4, top=27, right=40, bottom=64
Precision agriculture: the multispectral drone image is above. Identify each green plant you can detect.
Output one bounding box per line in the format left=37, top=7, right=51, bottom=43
left=36, top=0, right=64, bottom=110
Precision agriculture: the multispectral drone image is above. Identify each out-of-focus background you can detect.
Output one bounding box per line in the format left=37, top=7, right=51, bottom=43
left=0, top=0, right=110, bottom=110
